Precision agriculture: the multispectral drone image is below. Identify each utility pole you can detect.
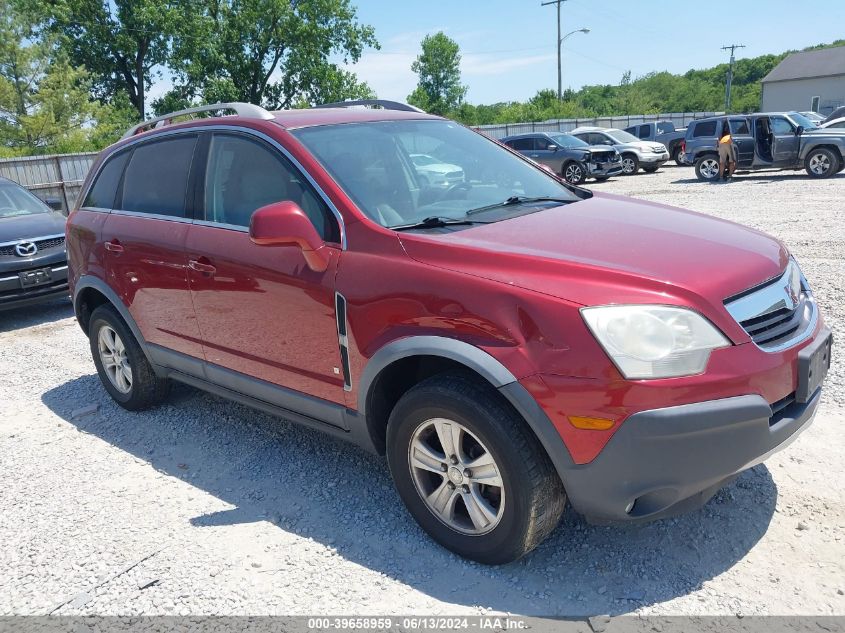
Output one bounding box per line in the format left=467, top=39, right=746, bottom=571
left=542, top=0, right=568, bottom=100
left=722, top=43, right=745, bottom=112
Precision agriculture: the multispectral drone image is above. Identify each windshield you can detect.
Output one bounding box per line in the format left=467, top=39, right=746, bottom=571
left=788, top=112, right=818, bottom=129
left=0, top=183, right=50, bottom=218
left=605, top=129, right=641, bottom=143
left=293, top=120, right=580, bottom=229
left=550, top=134, right=588, bottom=148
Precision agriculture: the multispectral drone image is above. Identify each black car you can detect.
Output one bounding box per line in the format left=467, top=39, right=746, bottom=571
left=0, top=177, right=69, bottom=310
left=501, top=133, right=623, bottom=184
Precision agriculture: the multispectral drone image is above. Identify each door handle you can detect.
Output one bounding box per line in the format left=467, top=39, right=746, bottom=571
left=104, top=240, right=124, bottom=254
left=188, top=259, right=216, bottom=275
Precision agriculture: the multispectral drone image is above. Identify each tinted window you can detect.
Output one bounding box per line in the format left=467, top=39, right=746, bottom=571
left=830, top=121, right=845, bottom=129
left=730, top=119, right=750, bottom=135
left=535, top=137, right=555, bottom=150
left=509, top=138, right=534, bottom=151
left=591, top=133, right=613, bottom=145
left=84, top=150, right=129, bottom=209
left=656, top=122, right=673, bottom=135
left=638, top=125, right=651, bottom=139
left=693, top=121, right=717, bottom=137
left=204, top=133, right=338, bottom=242
left=771, top=117, right=794, bottom=135
left=120, top=136, right=196, bottom=217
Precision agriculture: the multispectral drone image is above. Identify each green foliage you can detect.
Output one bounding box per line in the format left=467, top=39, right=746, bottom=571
left=1, top=0, right=129, bottom=155
left=408, top=32, right=467, bottom=116
left=22, top=0, right=179, bottom=118
left=168, top=0, right=378, bottom=110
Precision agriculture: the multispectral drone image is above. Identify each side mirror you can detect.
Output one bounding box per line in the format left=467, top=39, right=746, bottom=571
left=249, top=200, right=330, bottom=272
left=796, top=126, right=804, bottom=136
left=45, top=197, right=63, bottom=212
left=546, top=144, right=557, bottom=151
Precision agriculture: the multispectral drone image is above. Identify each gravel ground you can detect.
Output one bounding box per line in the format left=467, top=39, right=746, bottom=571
left=1, top=165, right=843, bottom=617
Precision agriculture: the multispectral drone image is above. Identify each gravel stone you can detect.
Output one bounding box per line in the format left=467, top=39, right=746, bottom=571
left=0, top=167, right=843, bottom=617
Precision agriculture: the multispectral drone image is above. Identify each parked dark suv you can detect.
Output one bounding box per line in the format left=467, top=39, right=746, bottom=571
left=68, top=101, right=830, bottom=564
left=501, top=132, right=623, bottom=184
left=683, top=112, right=845, bottom=180
left=0, top=177, right=68, bottom=310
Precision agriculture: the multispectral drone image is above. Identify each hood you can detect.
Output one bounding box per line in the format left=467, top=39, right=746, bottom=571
left=0, top=211, right=67, bottom=242
left=584, top=145, right=617, bottom=154
left=804, top=126, right=845, bottom=138
left=398, top=192, right=788, bottom=332
left=616, top=141, right=664, bottom=151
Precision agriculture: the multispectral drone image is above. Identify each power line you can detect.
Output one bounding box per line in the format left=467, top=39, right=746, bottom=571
left=721, top=43, right=745, bottom=112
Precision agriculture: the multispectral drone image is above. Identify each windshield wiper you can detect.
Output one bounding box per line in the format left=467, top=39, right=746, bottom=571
left=390, top=216, right=492, bottom=231
left=465, top=196, right=574, bottom=216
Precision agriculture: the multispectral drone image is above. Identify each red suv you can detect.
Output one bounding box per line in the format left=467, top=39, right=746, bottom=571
left=67, top=101, right=831, bottom=564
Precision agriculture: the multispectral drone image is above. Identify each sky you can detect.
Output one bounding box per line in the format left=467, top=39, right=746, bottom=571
left=340, top=0, right=845, bottom=104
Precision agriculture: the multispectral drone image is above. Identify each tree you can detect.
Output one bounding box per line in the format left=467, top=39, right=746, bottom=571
left=0, top=0, right=110, bottom=154
left=407, top=32, right=467, bottom=115
left=167, top=0, right=378, bottom=110
left=24, top=0, right=180, bottom=119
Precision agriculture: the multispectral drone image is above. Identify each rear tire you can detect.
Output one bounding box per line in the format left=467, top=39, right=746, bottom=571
left=694, top=156, right=720, bottom=181
left=621, top=154, right=639, bottom=175
left=672, top=146, right=685, bottom=166
left=89, top=304, right=169, bottom=411
left=386, top=373, right=565, bottom=565
left=804, top=148, right=839, bottom=178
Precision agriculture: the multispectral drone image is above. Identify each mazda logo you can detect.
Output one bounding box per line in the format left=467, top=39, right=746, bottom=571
left=14, top=241, right=38, bottom=257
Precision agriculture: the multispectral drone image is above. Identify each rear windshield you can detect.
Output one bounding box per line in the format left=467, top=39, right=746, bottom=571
left=0, top=183, right=50, bottom=218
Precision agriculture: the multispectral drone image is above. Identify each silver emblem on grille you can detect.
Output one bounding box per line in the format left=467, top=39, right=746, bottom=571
left=14, top=241, right=38, bottom=257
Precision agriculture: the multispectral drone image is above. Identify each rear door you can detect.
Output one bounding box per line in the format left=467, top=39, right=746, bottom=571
left=101, top=133, right=204, bottom=361
left=770, top=116, right=800, bottom=166
left=729, top=118, right=755, bottom=167
left=185, top=130, right=346, bottom=407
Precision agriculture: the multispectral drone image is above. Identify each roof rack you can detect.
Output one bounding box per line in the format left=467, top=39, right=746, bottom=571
left=121, top=102, right=275, bottom=140
left=314, top=99, right=425, bottom=113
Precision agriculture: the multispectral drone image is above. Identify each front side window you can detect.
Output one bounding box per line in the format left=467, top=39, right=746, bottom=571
left=771, top=117, right=794, bottom=135
left=204, top=133, right=338, bottom=242
left=84, top=150, right=130, bottom=209
left=0, top=183, right=50, bottom=218
left=120, top=136, right=197, bottom=217
left=293, top=120, right=581, bottom=230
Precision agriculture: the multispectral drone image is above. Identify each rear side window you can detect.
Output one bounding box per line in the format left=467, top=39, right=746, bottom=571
left=730, top=119, right=751, bottom=135
left=84, top=151, right=129, bottom=209
left=120, top=135, right=197, bottom=217
left=638, top=125, right=651, bottom=139
left=693, top=121, right=717, bottom=137
left=509, top=138, right=534, bottom=151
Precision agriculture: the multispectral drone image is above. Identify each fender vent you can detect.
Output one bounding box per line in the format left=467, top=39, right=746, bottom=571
left=335, top=292, right=352, bottom=391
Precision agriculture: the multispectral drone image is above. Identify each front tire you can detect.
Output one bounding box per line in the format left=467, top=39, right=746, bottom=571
left=386, top=374, right=565, bottom=565
left=694, top=156, right=720, bottom=181
left=643, top=165, right=659, bottom=173
left=89, top=304, right=169, bottom=410
left=561, top=161, right=586, bottom=185
left=804, top=148, right=839, bottom=178
left=621, top=154, right=639, bottom=175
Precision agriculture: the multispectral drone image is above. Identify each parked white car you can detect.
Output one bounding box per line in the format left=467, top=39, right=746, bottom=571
left=410, top=154, right=465, bottom=188
left=571, top=127, right=670, bottom=174
left=820, top=117, right=845, bottom=130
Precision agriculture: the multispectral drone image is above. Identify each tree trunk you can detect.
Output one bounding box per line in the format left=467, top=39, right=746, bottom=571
left=135, top=39, right=148, bottom=119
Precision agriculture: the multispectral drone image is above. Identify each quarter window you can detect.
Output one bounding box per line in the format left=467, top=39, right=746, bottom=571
left=84, top=150, right=129, bottom=209
left=203, top=133, right=339, bottom=242
left=120, top=136, right=197, bottom=217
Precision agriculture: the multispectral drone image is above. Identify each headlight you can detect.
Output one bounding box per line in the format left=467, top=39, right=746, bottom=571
left=581, top=305, right=730, bottom=379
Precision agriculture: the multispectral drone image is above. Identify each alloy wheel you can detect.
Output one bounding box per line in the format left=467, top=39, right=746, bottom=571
left=808, top=153, right=831, bottom=175
left=97, top=325, right=133, bottom=394
left=408, top=418, right=505, bottom=535
left=622, top=157, right=636, bottom=173
left=564, top=163, right=583, bottom=183
left=699, top=158, right=719, bottom=179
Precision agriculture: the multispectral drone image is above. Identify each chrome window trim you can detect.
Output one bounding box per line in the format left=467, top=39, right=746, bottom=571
left=724, top=261, right=817, bottom=353
left=110, top=209, right=193, bottom=224
left=78, top=125, right=347, bottom=249
left=0, top=233, right=65, bottom=248
left=193, top=219, right=248, bottom=233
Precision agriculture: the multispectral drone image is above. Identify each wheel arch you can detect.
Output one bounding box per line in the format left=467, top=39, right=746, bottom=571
left=804, top=143, right=843, bottom=163
left=73, top=276, right=153, bottom=365
left=357, top=336, right=576, bottom=483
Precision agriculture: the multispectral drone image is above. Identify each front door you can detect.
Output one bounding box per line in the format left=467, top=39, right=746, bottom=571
left=101, top=133, right=204, bottom=360
left=531, top=136, right=561, bottom=171
left=770, top=116, right=800, bottom=166
left=186, top=131, right=346, bottom=407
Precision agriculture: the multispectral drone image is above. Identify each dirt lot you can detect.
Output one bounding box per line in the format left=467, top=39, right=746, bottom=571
left=1, top=165, right=843, bottom=617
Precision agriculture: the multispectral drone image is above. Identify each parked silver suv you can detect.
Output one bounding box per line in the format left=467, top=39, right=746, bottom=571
left=572, top=127, right=669, bottom=174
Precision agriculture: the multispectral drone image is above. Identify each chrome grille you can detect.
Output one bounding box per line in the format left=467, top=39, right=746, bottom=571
left=724, top=260, right=816, bottom=352
left=0, top=234, right=65, bottom=257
